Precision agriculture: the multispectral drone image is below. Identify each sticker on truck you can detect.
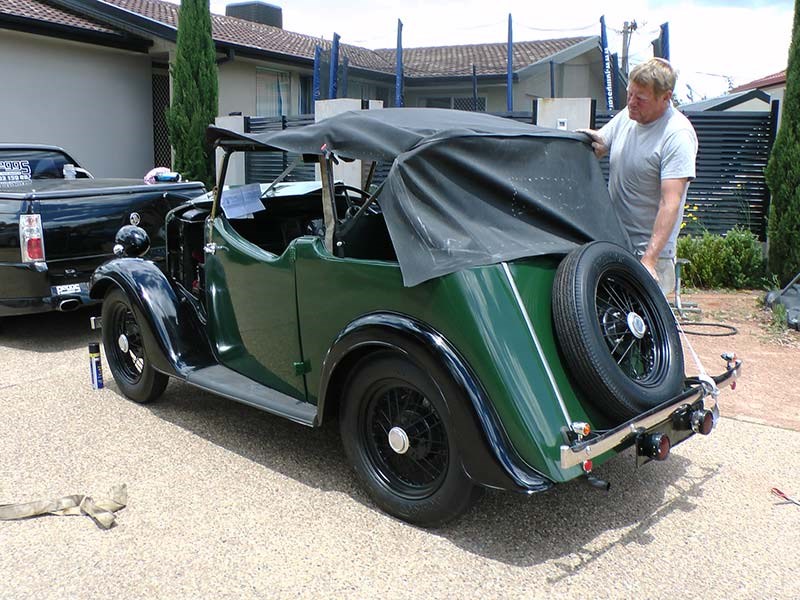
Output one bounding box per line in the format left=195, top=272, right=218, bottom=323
left=0, top=160, right=32, bottom=185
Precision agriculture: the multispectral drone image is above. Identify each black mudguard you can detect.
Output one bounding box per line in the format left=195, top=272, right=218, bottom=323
left=90, top=258, right=216, bottom=378
left=318, top=312, right=553, bottom=494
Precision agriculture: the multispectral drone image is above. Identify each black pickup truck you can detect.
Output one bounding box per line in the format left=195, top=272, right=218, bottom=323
left=0, top=145, right=205, bottom=317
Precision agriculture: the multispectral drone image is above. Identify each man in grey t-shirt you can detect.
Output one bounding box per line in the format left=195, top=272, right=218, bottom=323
left=581, top=58, right=698, bottom=294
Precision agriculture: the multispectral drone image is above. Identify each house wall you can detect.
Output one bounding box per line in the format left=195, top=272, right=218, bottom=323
left=218, top=59, right=259, bottom=116
left=216, top=57, right=389, bottom=117
left=518, top=54, right=605, bottom=106
left=724, top=98, right=773, bottom=111
left=0, top=30, right=153, bottom=178
left=764, top=83, right=786, bottom=130
left=404, top=50, right=605, bottom=113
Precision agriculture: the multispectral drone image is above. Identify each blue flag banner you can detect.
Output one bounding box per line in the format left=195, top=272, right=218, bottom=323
left=396, top=19, right=404, bottom=107
left=600, top=15, right=614, bottom=111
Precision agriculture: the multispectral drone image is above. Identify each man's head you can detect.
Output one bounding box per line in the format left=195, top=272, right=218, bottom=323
left=627, top=58, right=677, bottom=124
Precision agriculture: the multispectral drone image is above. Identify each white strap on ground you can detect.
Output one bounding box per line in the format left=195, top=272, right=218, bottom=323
left=0, top=484, right=127, bottom=530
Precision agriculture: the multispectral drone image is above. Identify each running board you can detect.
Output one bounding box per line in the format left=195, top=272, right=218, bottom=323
left=185, top=365, right=317, bottom=427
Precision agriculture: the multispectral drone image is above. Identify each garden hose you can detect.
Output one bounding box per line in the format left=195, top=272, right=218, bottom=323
left=676, top=321, right=738, bottom=337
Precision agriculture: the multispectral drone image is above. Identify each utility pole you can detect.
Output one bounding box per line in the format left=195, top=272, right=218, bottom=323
left=621, top=20, right=638, bottom=78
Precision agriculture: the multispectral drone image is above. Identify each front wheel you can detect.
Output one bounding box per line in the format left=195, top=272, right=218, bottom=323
left=102, top=288, right=168, bottom=403
left=339, top=351, right=480, bottom=527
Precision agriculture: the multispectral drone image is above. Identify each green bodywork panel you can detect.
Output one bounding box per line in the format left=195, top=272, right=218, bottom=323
left=203, top=215, right=616, bottom=483
left=205, top=217, right=305, bottom=399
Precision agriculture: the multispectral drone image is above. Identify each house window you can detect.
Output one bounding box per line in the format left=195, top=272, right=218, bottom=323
left=256, top=69, right=291, bottom=116
left=419, top=96, right=486, bottom=111
left=300, top=75, right=313, bottom=114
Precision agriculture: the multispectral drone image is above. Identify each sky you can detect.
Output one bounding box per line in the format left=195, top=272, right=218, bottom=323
left=203, top=0, right=794, bottom=102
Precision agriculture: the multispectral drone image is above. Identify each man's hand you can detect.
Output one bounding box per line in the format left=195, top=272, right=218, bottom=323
left=576, top=128, right=608, bottom=159
left=640, top=255, right=659, bottom=281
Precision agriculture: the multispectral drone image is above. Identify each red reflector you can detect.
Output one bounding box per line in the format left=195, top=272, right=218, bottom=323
left=26, top=238, right=44, bottom=260
left=582, top=459, right=593, bottom=473
left=700, top=411, right=713, bottom=435
left=731, top=381, right=736, bottom=390
left=656, top=434, right=671, bottom=461
left=637, top=432, right=671, bottom=461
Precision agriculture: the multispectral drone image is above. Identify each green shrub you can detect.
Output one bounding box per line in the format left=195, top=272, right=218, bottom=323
left=677, top=226, right=765, bottom=288
left=765, top=0, right=800, bottom=285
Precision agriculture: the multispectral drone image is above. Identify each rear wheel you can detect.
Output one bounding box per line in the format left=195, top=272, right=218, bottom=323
left=102, top=288, right=167, bottom=403
left=340, top=351, right=480, bottom=527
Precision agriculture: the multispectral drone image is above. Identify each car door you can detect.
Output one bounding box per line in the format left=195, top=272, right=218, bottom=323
left=203, top=215, right=306, bottom=400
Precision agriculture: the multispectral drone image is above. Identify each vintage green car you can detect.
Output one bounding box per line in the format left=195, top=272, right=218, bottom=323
left=90, top=108, right=740, bottom=526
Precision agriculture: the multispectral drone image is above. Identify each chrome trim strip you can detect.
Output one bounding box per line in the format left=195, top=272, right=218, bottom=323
left=501, top=262, right=572, bottom=426
left=559, top=361, right=742, bottom=469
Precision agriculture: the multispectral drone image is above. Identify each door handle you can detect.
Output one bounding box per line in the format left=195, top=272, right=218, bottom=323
left=204, top=242, right=228, bottom=255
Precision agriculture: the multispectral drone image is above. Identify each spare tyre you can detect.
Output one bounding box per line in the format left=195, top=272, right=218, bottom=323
left=552, top=241, right=684, bottom=422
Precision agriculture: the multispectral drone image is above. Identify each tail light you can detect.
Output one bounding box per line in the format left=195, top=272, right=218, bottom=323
left=19, top=214, right=45, bottom=262
left=691, top=409, right=714, bottom=435
left=637, top=432, right=671, bottom=461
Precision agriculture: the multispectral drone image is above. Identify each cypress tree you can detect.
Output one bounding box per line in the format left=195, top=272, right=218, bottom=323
left=765, top=0, right=800, bottom=284
left=166, top=0, right=218, bottom=188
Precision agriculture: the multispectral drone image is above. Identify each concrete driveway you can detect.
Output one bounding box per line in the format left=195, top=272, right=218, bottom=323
left=1, top=309, right=797, bottom=599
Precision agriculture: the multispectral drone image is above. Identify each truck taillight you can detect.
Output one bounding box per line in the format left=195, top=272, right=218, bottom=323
left=19, top=214, right=45, bottom=262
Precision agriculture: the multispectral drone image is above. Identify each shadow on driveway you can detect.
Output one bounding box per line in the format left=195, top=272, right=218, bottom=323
left=0, top=306, right=99, bottom=352
left=126, top=378, right=718, bottom=571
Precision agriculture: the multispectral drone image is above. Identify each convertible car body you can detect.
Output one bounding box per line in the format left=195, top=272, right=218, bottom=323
left=90, top=108, right=741, bottom=526
left=0, top=145, right=205, bottom=317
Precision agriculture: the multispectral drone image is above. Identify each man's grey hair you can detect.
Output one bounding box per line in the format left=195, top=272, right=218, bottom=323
left=629, top=58, right=677, bottom=97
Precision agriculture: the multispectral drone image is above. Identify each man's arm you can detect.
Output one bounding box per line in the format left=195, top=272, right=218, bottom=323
left=640, top=178, right=689, bottom=277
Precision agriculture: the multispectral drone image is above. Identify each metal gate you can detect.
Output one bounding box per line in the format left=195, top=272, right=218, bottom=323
left=595, top=102, right=779, bottom=239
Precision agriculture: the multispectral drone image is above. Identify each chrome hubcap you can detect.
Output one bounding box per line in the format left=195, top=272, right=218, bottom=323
left=387, top=426, right=410, bottom=454
left=627, top=312, right=647, bottom=339
left=117, top=333, right=130, bottom=354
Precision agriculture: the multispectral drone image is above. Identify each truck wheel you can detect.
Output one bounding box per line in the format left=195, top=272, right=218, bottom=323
left=552, top=241, right=684, bottom=422
left=339, top=351, right=480, bottom=527
left=102, top=288, right=168, bottom=403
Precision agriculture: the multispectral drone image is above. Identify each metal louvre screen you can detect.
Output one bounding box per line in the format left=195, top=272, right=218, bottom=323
left=595, top=109, right=775, bottom=239
left=245, top=115, right=317, bottom=183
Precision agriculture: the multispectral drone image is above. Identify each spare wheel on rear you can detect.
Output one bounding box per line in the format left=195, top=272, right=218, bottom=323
left=552, top=241, right=685, bottom=422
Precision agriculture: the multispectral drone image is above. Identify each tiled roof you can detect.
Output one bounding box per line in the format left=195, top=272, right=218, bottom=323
left=1, top=0, right=596, bottom=79
left=103, top=0, right=593, bottom=78
left=376, top=37, right=594, bottom=78
left=0, top=0, right=119, bottom=34
left=102, top=0, right=396, bottom=73
left=730, top=69, right=787, bottom=93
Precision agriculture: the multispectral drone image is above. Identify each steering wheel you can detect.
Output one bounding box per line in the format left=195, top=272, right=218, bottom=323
left=335, top=184, right=381, bottom=216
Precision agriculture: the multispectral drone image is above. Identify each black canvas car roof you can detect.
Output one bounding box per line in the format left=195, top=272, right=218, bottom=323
left=208, top=107, right=585, bottom=161
left=209, top=108, right=632, bottom=286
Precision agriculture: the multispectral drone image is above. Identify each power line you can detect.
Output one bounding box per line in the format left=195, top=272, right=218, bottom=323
left=516, top=20, right=598, bottom=33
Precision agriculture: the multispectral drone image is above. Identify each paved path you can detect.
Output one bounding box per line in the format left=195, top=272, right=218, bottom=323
left=1, top=310, right=798, bottom=599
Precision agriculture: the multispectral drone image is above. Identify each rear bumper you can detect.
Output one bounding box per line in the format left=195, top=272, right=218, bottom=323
left=0, top=262, right=96, bottom=316
left=559, top=359, right=742, bottom=469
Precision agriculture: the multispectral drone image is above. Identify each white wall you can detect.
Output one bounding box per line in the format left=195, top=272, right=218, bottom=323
left=765, top=84, right=785, bottom=130
left=217, top=59, right=258, bottom=117
left=0, top=30, right=154, bottom=178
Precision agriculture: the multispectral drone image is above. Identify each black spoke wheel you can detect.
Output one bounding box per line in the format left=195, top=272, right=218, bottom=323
left=553, top=242, right=684, bottom=422
left=102, top=288, right=168, bottom=404
left=362, top=383, right=449, bottom=499
left=340, top=351, right=480, bottom=527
